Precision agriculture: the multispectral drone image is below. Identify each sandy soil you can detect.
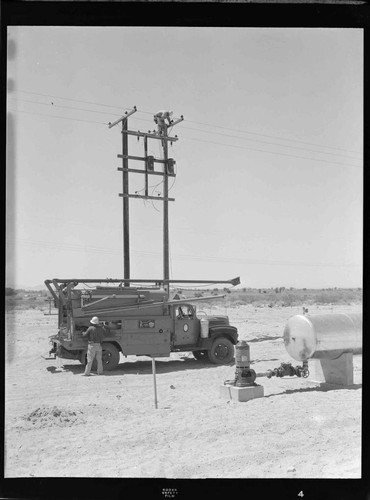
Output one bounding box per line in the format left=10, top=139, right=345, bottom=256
left=5, top=303, right=362, bottom=479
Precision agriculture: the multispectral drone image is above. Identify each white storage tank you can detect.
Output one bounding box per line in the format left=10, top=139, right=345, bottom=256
left=283, top=313, right=362, bottom=361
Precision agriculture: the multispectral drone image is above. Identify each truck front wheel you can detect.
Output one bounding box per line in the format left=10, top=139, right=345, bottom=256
left=207, top=337, right=234, bottom=365
left=193, top=350, right=207, bottom=361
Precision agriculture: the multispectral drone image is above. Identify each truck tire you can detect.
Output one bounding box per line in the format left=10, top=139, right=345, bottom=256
left=101, top=343, right=120, bottom=371
left=193, top=350, right=207, bottom=361
left=83, top=344, right=120, bottom=371
left=207, top=337, right=234, bottom=365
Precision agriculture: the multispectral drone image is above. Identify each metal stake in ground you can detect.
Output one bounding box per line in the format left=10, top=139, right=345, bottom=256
left=152, top=357, right=158, bottom=409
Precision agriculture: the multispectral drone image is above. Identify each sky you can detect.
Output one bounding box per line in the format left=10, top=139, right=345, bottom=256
left=6, top=27, right=363, bottom=289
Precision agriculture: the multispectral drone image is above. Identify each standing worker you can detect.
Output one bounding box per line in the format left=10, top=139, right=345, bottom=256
left=82, top=316, right=105, bottom=376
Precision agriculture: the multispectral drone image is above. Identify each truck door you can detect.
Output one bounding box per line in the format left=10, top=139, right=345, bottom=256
left=173, top=305, right=198, bottom=346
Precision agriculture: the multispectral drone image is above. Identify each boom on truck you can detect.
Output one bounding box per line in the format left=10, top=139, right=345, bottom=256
left=45, top=277, right=240, bottom=371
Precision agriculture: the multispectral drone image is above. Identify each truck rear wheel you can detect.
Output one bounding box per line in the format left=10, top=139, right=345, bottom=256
left=207, top=337, right=234, bottom=365
left=89, top=343, right=120, bottom=371
left=101, top=343, right=120, bottom=371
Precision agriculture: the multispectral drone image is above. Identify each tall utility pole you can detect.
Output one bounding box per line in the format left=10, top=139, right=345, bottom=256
left=162, top=122, right=170, bottom=285
left=109, top=107, right=183, bottom=289
left=108, top=107, right=137, bottom=285
left=153, top=111, right=184, bottom=288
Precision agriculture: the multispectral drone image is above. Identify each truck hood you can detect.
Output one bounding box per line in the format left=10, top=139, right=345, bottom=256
left=206, top=315, right=229, bottom=327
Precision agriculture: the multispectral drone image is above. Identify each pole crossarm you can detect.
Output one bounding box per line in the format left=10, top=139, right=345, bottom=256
left=119, top=193, right=175, bottom=202
left=117, top=167, right=176, bottom=178
left=117, top=154, right=166, bottom=164
left=124, top=130, right=179, bottom=142
left=169, top=116, right=184, bottom=127
left=108, top=106, right=137, bottom=129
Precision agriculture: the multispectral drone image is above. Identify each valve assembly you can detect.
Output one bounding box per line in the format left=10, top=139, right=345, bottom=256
left=262, top=361, right=309, bottom=379
left=224, top=341, right=310, bottom=389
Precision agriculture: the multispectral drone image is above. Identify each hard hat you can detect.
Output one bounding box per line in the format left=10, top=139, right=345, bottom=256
left=90, top=316, right=99, bottom=325
left=155, top=110, right=173, bottom=118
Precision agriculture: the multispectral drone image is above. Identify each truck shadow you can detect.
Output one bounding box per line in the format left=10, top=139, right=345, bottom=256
left=50, top=356, right=235, bottom=375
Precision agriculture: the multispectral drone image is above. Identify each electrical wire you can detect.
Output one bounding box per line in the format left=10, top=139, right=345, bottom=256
left=8, top=237, right=361, bottom=269
left=182, top=118, right=363, bottom=156
left=8, top=97, right=156, bottom=127
left=7, top=107, right=107, bottom=126
left=8, top=97, right=124, bottom=117
left=179, top=124, right=362, bottom=161
left=181, top=135, right=362, bottom=169
left=122, top=113, right=363, bottom=162
left=12, top=89, right=362, bottom=156
left=12, top=89, right=131, bottom=111
left=8, top=105, right=362, bottom=170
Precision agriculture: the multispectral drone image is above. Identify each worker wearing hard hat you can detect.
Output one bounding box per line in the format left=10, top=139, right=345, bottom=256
left=154, top=110, right=173, bottom=135
left=82, top=316, right=105, bottom=376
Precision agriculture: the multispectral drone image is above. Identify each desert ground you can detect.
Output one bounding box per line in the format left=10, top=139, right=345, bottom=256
left=5, top=302, right=362, bottom=480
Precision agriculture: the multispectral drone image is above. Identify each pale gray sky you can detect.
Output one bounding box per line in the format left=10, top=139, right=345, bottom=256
left=6, top=27, right=363, bottom=289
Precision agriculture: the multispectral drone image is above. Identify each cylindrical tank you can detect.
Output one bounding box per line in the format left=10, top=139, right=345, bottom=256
left=200, top=318, right=209, bottom=338
left=283, top=313, right=362, bottom=361
left=235, top=340, right=250, bottom=368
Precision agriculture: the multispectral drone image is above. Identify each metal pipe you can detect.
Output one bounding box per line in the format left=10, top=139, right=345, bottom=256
left=78, top=294, right=227, bottom=316
left=152, top=357, right=158, bottom=409
left=44, top=280, right=59, bottom=305
left=49, top=277, right=240, bottom=285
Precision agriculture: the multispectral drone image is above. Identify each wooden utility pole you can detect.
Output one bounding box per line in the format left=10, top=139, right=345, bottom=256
left=122, top=117, right=130, bottom=285
left=108, top=107, right=137, bottom=286
left=110, top=107, right=183, bottom=289
left=162, top=123, right=170, bottom=287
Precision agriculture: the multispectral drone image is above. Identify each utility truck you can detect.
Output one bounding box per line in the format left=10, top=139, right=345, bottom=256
left=45, top=277, right=239, bottom=371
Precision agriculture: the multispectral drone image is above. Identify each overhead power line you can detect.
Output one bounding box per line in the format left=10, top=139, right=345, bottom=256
left=181, top=136, right=362, bottom=169
left=11, top=89, right=362, bottom=156
left=179, top=124, right=361, bottom=161
left=182, top=118, right=363, bottom=156
left=7, top=237, right=361, bottom=269
left=12, top=89, right=131, bottom=111
left=8, top=106, right=362, bottom=169
left=8, top=97, right=123, bottom=117
left=7, top=108, right=107, bottom=126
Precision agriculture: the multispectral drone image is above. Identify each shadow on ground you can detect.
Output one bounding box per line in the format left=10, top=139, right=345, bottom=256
left=248, top=335, right=283, bottom=343
left=265, top=383, right=362, bottom=397
left=46, top=356, right=235, bottom=376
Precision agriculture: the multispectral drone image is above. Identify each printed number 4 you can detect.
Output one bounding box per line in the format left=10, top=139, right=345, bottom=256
left=298, top=492, right=304, bottom=498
